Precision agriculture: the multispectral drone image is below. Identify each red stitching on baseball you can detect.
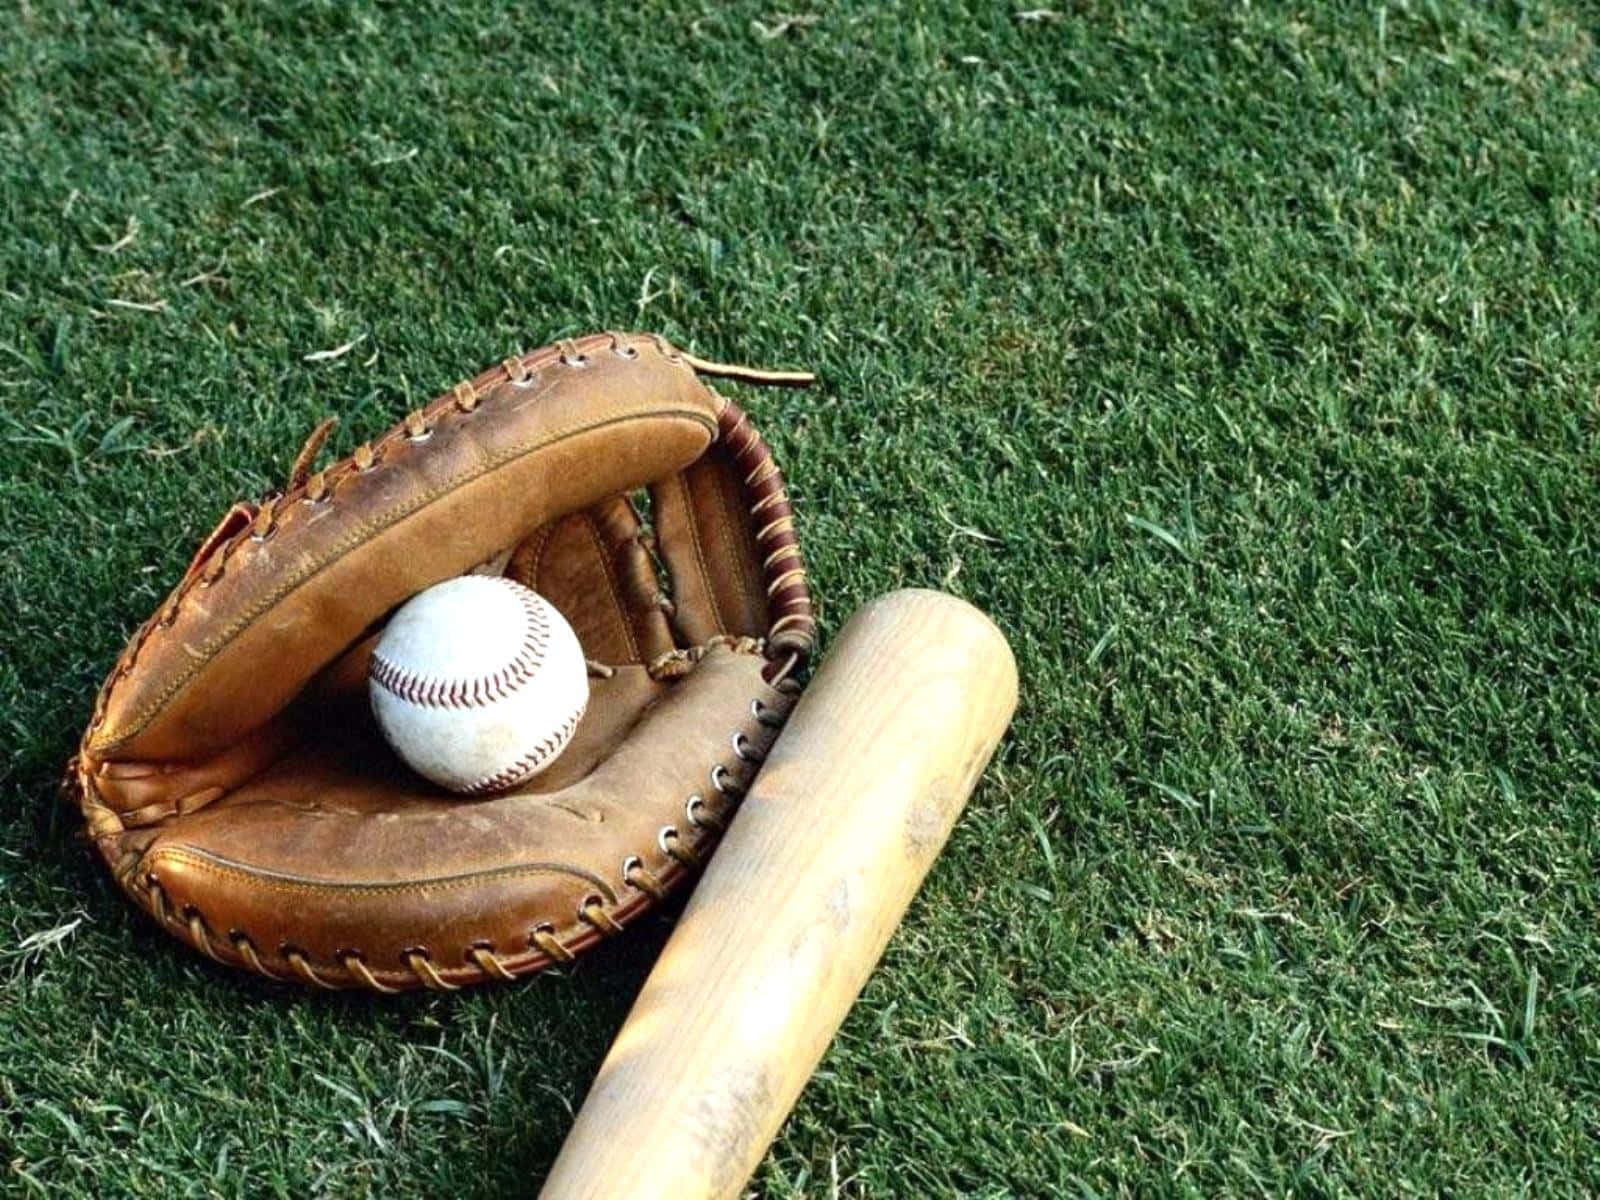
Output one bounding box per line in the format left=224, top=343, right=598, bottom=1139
left=369, top=578, right=553, bottom=709
left=457, top=705, right=585, bottom=795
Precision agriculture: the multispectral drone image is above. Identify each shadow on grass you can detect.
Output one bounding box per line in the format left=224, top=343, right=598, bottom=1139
left=91, top=831, right=681, bottom=1191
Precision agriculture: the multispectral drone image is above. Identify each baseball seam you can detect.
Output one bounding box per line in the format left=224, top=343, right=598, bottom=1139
left=369, top=578, right=554, bottom=709
left=457, top=705, right=585, bottom=795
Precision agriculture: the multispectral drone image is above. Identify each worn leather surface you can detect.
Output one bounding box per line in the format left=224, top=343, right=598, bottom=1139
left=71, top=332, right=815, bottom=990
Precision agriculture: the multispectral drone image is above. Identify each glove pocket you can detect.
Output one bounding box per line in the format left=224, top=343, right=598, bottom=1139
left=111, top=645, right=793, bottom=991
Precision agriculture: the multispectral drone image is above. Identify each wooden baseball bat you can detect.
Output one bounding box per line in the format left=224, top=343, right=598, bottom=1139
left=538, top=588, right=1018, bottom=1199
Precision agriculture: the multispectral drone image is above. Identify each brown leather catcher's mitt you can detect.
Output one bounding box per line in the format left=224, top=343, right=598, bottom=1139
left=67, top=332, right=815, bottom=991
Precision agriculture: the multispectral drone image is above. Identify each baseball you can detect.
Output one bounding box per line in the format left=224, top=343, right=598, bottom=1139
left=369, top=575, right=589, bottom=795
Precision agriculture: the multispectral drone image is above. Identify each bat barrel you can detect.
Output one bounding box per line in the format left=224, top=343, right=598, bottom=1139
left=539, top=588, right=1018, bottom=1199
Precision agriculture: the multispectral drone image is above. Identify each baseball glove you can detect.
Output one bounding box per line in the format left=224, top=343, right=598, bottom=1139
left=67, top=332, right=816, bottom=991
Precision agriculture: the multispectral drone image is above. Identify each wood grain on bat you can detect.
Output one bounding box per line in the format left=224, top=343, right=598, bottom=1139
left=540, top=589, right=1018, bottom=1200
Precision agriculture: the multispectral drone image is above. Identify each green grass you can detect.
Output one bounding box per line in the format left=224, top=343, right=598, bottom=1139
left=3, top=0, right=1598, bottom=1194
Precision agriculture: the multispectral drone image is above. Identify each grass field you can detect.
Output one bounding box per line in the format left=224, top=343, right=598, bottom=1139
left=3, top=1, right=1598, bottom=1195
